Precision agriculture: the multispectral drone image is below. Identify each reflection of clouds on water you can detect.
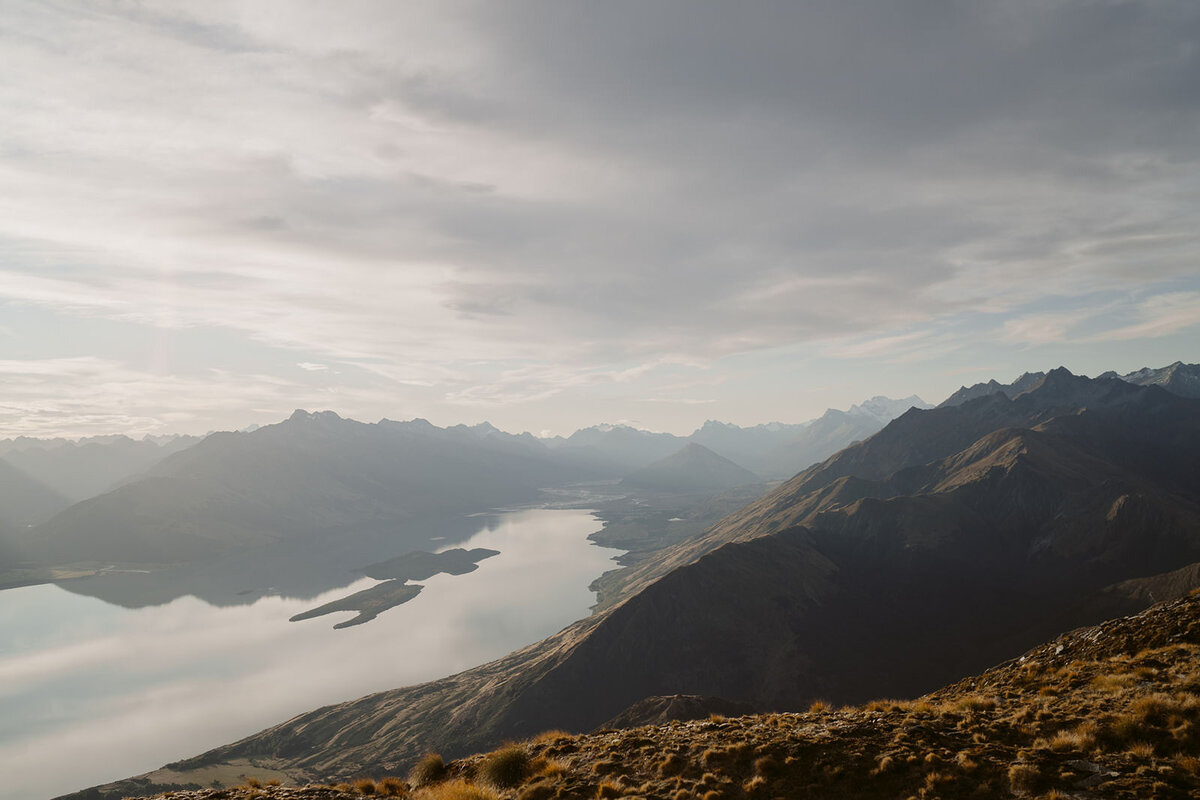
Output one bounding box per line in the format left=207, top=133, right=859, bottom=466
left=0, top=509, right=618, bottom=800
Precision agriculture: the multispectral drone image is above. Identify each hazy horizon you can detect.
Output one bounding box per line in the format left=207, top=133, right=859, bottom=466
left=2, top=2, right=1197, bottom=439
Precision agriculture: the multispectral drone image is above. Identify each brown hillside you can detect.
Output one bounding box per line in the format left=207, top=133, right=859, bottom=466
left=126, top=591, right=1200, bottom=800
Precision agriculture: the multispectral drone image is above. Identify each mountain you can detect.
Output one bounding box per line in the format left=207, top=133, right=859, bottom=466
left=543, top=424, right=687, bottom=474
left=619, top=443, right=761, bottom=494
left=941, top=361, right=1200, bottom=408
left=0, top=459, right=69, bottom=536
left=938, top=370, right=1045, bottom=407
left=726, top=396, right=931, bottom=478
left=1100, top=360, right=1200, bottom=398
left=0, top=434, right=201, bottom=503
left=844, top=393, right=931, bottom=425
left=541, top=395, right=929, bottom=481
left=685, top=419, right=809, bottom=471
left=15, top=411, right=585, bottom=567
left=747, top=407, right=894, bottom=478
left=83, top=367, right=1200, bottom=793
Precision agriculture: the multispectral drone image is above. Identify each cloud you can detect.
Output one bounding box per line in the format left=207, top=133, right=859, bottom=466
left=0, top=1, right=1198, bottom=433
left=1089, top=292, right=1200, bottom=342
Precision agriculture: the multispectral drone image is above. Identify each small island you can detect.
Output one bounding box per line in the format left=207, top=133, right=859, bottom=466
left=359, top=547, right=499, bottom=581
left=289, top=547, right=500, bottom=629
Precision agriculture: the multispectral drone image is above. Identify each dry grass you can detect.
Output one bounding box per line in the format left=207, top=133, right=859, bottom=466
left=378, top=777, right=408, bottom=797
left=477, top=745, right=531, bottom=789
left=131, top=596, right=1200, bottom=800
left=413, top=779, right=500, bottom=800
left=409, top=753, right=448, bottom=788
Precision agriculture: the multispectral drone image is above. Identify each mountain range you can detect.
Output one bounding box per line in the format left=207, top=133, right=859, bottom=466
left=0, top=393, right=937, bottom=591
left=62, top=363, right=1200, bottom=797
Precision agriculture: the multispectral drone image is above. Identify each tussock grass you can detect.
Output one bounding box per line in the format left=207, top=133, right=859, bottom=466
left=410, top=753, right=448, bottom=788
left=414, top=779, right=500, bottom=800
left=477, top=745, right=531, bottom=788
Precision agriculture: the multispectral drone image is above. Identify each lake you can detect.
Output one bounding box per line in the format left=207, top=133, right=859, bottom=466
left=0, top=508, right=619, bottom=800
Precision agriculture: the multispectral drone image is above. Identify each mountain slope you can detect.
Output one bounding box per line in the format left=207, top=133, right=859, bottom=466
left=619, top=443, right=761, bottom=493
left=97, top=591, right=1200, bottom=800
left=0, top=458, right=69, bottom=532
left=938, top=370, right=1045, bottom=407
left=83, top=368, right=1200, bottom=792
left=21, top=411, right=585, bottom=566
left=0, top=434, right=201, bottom=503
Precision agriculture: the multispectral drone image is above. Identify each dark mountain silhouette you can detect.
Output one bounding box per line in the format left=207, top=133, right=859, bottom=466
left=940, top=361, right=1200, bottom=408
left=938, top=370, right=1045, bottom=407
left=619, top=443, right=761, bottom=493
left=94, top=367, right=1200, bottom=790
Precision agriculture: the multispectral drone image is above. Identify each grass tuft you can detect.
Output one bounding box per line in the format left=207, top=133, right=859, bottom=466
left=410, top=753, right=449, bottom=788
left=477, top=744, right=531, bottom=789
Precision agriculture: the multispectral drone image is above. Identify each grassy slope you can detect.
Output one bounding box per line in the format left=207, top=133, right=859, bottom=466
left=125, top=590, right=1200, bottom=800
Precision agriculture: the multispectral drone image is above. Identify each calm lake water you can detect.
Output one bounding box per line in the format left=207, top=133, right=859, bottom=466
left=0, top=508, right=618, bottom=800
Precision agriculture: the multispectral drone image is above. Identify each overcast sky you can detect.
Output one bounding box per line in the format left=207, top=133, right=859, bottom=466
left=1, top=0, right=1197, bottom=438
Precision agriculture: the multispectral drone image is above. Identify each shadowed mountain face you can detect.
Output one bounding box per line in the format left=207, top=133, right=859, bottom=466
left=940, top=360, right=1200, bottom=408
left=104, top=368, right=1200, bottom=789
left=77, top=594, right=1200, bottom=800
left=619, top=443, right=761, bottom=493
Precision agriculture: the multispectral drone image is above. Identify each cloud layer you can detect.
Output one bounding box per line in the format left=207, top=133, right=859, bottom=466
left=1, top=1, right=1198, bottom=435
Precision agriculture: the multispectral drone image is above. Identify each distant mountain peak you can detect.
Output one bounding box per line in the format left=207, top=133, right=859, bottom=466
left=845, top=394, right=931, bottom=424
left=286, top=409, right=344, bottom=423
left=698, top=419, right=739, bottom=432
left=620, top=441, right=760, bottom=493
left=939, top=371, right=1047, bottom=407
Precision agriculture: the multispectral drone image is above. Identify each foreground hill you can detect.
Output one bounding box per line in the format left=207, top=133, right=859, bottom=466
left=70, top=367, right=1200, bottom=797
left=118, top=590, right=1200, bottom=800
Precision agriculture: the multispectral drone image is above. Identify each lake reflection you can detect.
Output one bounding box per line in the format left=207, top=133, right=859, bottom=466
left=0, top=508, right=618, bottom=800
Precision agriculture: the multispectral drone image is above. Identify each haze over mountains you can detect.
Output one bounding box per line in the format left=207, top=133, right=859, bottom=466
left=56, top=362, right=1200, bottom=798
left=0, top=393, right=936, bottom=596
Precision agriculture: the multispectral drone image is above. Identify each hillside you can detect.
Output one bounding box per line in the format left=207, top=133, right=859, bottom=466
left=0, top=458, right=68, bottom=532
left=619, top=443, right=761, bottom=493
left=114, top=591, right=1200, bottom=800
left=13, top=411, right=585, bottom=567
left=68, top=367, right=1200, bottom=796
left=0, top=433, right=201, bottom=503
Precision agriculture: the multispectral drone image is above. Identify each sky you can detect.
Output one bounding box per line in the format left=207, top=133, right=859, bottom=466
left=0, top=0, right=1197, bottom=439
